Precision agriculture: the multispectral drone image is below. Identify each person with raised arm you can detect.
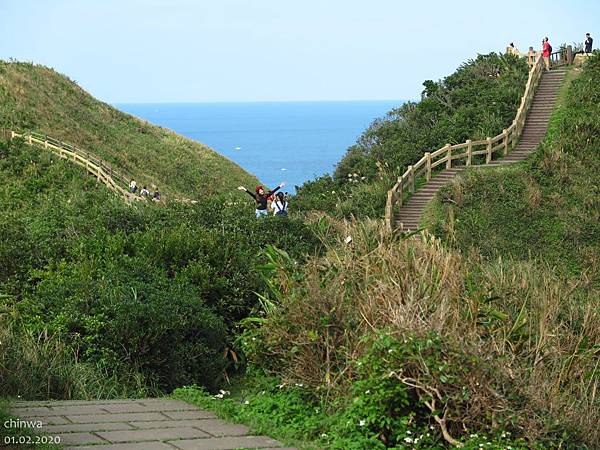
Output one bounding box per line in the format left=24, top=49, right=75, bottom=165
left=238, top=182, right=285, bottom=218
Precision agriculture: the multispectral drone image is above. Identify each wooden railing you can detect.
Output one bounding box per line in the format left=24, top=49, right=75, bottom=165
left=5, top=130, right=144, bottom=203
left=525, top=46, right=573, bottom=68
left=385, top=54, right=546, bottom=231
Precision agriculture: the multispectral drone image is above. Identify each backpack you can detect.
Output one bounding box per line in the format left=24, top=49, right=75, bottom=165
left=547, top=44, right=552, bottom=54
left=274, top=201, right=288, bottom=216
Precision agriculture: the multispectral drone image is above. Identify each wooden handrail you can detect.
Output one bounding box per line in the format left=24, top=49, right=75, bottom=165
left=5, top=130, right=147, bottom=203
left=385, top=53, right=548, bottom=231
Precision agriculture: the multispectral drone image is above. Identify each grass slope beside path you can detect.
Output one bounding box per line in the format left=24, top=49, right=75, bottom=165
left=425, top=57, right=600, bottom=283
left=0, top=60, right=259, bottom=199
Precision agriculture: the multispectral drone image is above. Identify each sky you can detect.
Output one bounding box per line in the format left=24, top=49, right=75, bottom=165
left=0, top=0, right=597, bottom=103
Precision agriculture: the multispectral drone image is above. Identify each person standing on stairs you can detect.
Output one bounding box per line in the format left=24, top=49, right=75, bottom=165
left=542, top=37, right=552, bottom=71
left=238, top=182, right=285, bottom=218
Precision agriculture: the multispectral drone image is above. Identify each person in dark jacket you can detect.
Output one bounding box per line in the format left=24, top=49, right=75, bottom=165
left=238, top=182, right=285, bottom=217
left=585, top=33, right=593, bottom=53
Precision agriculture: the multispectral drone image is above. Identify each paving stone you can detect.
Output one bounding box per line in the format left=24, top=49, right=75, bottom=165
left=11, top=399, right=132, bottom=407
left=40, top=416, right=71, bottom=425
left=43, top=422, right=135, bottom=434
left=46, top=405, right=112, bottom=416
left=9, top=406, right=53, bottom=416
left=191, top=419, right=249, bottom=437
left=162, top=410, right=216, bottom=420
left=99, top=403, right=161, bottom=413
left=67, top=442, right=174, bottom=450
left=67, top=412, right=167, bottom=423
left=96, top=426, right=210, bottom=443
left=138, top=400, right=200, bottom=410
left=129, top=419, right=221, bottom=429
left=55, top=432, right=108, bottom=445
left=169, top=436, right=284, bottom=450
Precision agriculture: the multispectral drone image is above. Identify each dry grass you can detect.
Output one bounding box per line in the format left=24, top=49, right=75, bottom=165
left=252, top=219, right=600, bottom=446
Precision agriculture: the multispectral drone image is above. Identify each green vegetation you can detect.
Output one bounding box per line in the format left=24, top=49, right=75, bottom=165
left=2, top=54, right=599, bottom=450
left=0, top=138, right=321, bottom=399
left=294, top=53, right=529, bottom=219
left=426, top=55, right=600, bottom=283
left=0, top=60, right=258, bottom=199
left=216, top=221, right=597, bottom=448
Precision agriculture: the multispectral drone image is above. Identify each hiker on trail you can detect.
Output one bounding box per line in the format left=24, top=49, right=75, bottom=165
left=542, top=37, right=552, bottom=71
left=152, top=189, right=161, bottom=202
left=140, top=186, right=150, bottom=197
left=584, top=33, right=593, bottom=53
left=507, top=42, right=520, bottom=55
left=271, top=192, right=288, bottom=217
left=129, top=179, right=137, bottom=194
left=237, top=182, right=285, bottom=218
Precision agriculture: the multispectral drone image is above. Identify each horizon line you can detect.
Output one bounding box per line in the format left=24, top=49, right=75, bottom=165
left=111, top=98, right=414, bottom=106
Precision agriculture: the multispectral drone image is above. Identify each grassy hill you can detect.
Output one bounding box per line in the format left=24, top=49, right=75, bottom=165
left=0, top=60, right=259, bottom=198
left=425, top=55, right=600, bottom=285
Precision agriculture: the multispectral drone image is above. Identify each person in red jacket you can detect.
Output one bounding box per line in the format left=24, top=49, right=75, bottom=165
left=542, top=37, right=552, bottom=71
left=238, top=182, right=285, bottom=218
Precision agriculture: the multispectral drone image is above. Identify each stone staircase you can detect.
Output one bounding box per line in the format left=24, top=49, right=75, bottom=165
left=396, top=67, right=567, bottom=231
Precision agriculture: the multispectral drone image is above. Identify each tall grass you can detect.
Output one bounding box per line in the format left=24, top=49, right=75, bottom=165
left=242, top=219, right=599, bottom=447
left=0, top=321, right=155, bottom=400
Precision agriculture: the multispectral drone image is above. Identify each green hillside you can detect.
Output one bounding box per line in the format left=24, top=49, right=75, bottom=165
left=0, top=60, right=258, bottom=198
left=2, top=53, right=598, bottom=450
left=426, top=55, right=600, bottom=284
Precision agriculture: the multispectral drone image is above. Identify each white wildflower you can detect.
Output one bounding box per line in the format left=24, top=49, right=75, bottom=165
left=244, top=400, right=250, bottom=405
left=404, top=437, right=413, bottom=443
left=364, top=390, right=371, bottom=394
left=359, top=420, right=366, bottom=427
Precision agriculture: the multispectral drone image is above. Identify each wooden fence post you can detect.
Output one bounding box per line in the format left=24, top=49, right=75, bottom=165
left=408, top=166, right=415, bottom=193
left=567, top=45, right=573, bottom=65
left=386, top=191, right=394, bottom=231
left=445, top=144, right=452, bottom=169
left=425, top=152, right=432, bottom=181
left=398, top=177, right=403, bottom=207
left=466, top=140, right=472, bottom=166
left=486, top=137, right=492, bottom=164
left=503, top=129, right=509, bottom=156
left=28, top=135, right=32, bottom=145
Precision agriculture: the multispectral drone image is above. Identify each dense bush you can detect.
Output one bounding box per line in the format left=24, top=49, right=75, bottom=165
left=294, top=53, right=528, bottom=219
left=0, top=139, right=322, bottom=395
left=235, top=220, right=599, bottom=448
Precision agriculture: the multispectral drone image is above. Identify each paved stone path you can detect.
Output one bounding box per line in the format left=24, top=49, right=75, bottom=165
left=9, top=399, right=295, bottom=450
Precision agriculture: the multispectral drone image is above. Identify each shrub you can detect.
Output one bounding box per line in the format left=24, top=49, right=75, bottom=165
left=238, top=220, right=599, bottom=447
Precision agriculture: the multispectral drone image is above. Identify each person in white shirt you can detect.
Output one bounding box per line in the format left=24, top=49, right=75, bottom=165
left=129, top=179, right=137, bottom=194
left=271, top=192, right=288, bottom=217
left=140, top=186, right=150, bottom=197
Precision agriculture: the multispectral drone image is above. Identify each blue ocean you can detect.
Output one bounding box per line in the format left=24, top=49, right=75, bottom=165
left=116, top=101, right=403, bottom=191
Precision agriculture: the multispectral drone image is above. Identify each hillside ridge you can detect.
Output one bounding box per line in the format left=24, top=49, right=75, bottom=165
left=0, top=60, right=259, bottom=199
